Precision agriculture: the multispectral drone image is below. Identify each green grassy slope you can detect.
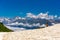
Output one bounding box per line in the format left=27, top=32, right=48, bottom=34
left=0, top=22, right=13, bottom=32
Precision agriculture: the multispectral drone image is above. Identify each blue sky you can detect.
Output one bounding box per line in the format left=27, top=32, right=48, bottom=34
left=0, top=0, right=60, bottom=18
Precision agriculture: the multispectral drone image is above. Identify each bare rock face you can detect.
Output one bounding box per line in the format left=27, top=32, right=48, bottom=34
left=3, top=24, right=60, bottom=40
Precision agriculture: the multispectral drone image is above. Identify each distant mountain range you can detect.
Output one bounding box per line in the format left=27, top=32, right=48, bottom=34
left=0, top=13, right=60, bottom=31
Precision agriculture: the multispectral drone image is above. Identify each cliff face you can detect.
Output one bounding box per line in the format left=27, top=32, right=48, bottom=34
left=0, top=22, right=12, bottom=32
